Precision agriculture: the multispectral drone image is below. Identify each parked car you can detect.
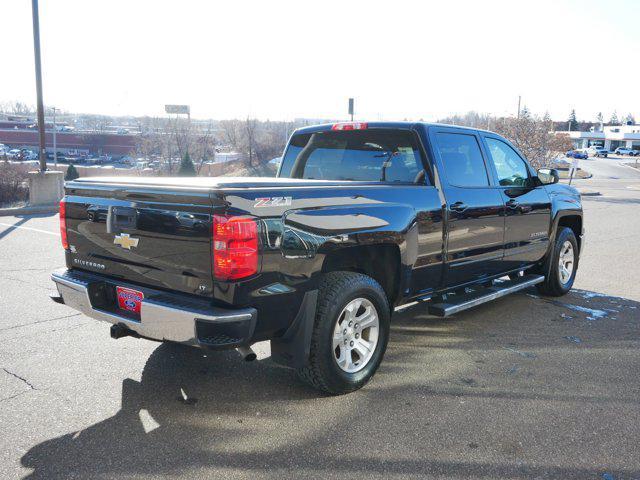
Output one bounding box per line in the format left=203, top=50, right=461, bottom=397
left=21, top=149, right=38, bottom=160
left=614, top=147, right=638, bottom=156
left=566, top=150, right=588, bottom=159
left=7, top=149, right=22, bottom=159
left=51, top=122, right=584, bottom=394
left=587, top=146, right=608, bottom=158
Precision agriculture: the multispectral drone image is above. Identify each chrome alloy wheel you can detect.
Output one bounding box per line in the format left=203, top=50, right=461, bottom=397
left=332, top=298, right=380, bottom=373
left=558, top=240, right=575, bottom=285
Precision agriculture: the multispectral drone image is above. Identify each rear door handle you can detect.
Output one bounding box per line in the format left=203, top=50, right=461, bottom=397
left=450, top=201, right=467, bottom=212
left=506, top=199, right=520, bottom=209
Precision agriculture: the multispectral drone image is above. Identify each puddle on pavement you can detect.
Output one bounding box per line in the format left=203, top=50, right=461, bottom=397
left=524, top=289, right=640, bottom=322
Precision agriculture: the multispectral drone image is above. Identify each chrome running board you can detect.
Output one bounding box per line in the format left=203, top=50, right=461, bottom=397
left=428, top=274, right=544, bottom=317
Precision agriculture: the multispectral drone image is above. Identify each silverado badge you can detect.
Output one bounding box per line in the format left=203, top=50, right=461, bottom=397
left=114, top=233, right=139, bottom=250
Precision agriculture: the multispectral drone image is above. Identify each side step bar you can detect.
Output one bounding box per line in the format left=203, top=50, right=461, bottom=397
left=428, top=274, right=544, bottom=317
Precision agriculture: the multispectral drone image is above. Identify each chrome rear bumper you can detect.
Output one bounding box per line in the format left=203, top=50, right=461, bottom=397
left=51, top=268, right=257, bottom=348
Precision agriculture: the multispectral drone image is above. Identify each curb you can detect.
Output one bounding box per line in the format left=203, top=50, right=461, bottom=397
left=0, top=204, right=59, bottom=217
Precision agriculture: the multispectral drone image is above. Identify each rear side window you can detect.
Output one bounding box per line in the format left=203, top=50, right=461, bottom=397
left=435, top=133, right=489, bottom=187
left=279, top=129, right=426, bottom=183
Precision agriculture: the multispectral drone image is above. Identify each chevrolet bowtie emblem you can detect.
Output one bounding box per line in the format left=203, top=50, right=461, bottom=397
left=114, top=233, right=139, bottom=250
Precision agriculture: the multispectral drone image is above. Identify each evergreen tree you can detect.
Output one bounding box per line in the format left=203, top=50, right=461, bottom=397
left=609, top=111, right=620, bottom=125
left=596, top=112, right=603, bottom=124
left=64, top=164, right=80, bottom=181
left=567, top=109, right=578, bottom=131
left=177, top=151, right=196, bottom=176
left=624, top=113, right=636, bottom=125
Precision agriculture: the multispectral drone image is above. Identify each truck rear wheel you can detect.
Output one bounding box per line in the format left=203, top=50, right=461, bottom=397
left=536, top=227, right=579, bottom=297
left=297, top=272, right=390, bottom=395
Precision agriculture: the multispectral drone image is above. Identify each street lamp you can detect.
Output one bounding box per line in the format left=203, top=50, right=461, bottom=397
left=31, top=0, right=47, bottom=172
left=52, top=106, right=57, bottom=167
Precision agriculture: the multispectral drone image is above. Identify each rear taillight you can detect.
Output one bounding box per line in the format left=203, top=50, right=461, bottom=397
left=59, top=199, right=69, bottom=250
left=331, top=122, right=368, bottom=131
left=212, top=214, right=258, bottom=281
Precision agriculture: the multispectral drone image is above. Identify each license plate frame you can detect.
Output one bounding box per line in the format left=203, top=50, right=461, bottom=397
left=116, top=286, right=144, bottom=315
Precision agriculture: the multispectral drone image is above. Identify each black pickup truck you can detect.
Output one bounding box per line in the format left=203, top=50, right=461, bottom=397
left=51, top=122, right=583, bottom=394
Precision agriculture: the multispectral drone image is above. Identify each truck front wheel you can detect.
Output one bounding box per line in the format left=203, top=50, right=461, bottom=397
left=537, top=227, right=579, bottom=296
left=297, top=272, right=390, bottom=395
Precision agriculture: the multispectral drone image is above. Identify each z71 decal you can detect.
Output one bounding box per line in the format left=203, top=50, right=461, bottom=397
left=254, top=196, right=293, bottom=208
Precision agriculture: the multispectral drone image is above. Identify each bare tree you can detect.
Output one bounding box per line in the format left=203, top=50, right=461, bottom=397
left=243, top=117, right=258, bottom=166
left=0, top=101, right=35, bottom=117
left=220, top=119, right=241, bottom=150
left=609, top=111, right=620, bottom=126
left=191, top=122, right=217, bottom=174
left=492, top=111, right=572, bottom=169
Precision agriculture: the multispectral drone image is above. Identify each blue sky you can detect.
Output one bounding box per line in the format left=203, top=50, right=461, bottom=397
left=1, top=0, right=638, bottom=121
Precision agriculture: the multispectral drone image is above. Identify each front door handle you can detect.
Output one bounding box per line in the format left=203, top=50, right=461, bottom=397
left=450, top=201, right=467, bottom=212
left=506, top=199, right=520, bottom=209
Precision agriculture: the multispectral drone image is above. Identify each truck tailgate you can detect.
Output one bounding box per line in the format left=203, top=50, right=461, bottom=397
left=64, top=181, right=214, bottom=297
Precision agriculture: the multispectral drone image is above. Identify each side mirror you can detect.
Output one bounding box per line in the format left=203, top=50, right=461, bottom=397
left=538, top=168, right=559, bottom=185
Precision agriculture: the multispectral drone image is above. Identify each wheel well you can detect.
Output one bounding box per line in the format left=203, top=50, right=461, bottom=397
left=321, top=244, right=401, bottom=307
left=558, top=215, right=582, bottom=251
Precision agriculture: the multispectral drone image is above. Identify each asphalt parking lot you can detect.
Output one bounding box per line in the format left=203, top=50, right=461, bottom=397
left=1, top=156, right=639, bottom=479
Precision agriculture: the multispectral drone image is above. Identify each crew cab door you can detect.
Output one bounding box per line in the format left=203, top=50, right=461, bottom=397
left=480, top=134, right=552, bottom=270
left=430, top=128, right=506, bottom=287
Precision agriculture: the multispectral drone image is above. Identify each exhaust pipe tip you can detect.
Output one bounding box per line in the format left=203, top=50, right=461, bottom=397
left=237, top=346, right=257, bottom=362
left=49, top=292, right=65, bottom=304
left=110, top=324, right=135, bottom=340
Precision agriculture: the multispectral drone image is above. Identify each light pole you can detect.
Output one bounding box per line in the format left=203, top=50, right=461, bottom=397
left=31, top=0, right=47, bottom=172
left=52, top=106, right=57, bottom=168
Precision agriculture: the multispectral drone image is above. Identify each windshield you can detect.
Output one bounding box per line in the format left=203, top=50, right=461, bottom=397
left=278, top=129, right=426, bottom=183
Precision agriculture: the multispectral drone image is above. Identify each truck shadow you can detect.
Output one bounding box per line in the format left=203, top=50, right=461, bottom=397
left=20, top=288, right=640, bottom=479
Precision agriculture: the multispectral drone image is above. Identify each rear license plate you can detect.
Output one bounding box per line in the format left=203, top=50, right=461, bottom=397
left=116, top=286, right=144, bottom=314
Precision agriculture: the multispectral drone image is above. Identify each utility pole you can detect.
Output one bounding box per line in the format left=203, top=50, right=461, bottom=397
left=31, top=0, right=47, bottom=172
left=52, top=106, right=57, bottom=167
left=517, top=96, right=521, bottom=119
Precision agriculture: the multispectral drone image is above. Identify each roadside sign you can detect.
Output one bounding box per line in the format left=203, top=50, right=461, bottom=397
left=165, top=105, right=190, bottom=115
left=348, top=98, right=354, bottom=117
left=569, top=156, right=579, bottom=185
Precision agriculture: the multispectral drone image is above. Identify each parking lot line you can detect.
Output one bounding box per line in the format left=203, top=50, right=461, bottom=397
left=0, top=222, right=58, bottom=236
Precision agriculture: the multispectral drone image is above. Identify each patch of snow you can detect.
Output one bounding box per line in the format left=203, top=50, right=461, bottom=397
left=562, top=304, right=608, bottom=319
left=503, top=346, right=537, bottom=359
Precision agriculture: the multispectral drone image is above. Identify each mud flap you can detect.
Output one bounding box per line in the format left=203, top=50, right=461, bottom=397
left=270, top=290, right=318, bottom=369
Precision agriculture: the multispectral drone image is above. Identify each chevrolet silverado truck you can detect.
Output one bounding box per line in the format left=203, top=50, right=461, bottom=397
left=51, top=122, right=583, bottom=394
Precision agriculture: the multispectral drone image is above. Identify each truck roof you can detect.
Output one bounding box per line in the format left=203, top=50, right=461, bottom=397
left=293, top=121, right=494, bottom=136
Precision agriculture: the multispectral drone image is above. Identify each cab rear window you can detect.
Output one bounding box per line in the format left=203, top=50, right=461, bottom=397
left=279, top=129, right=427, bottom=184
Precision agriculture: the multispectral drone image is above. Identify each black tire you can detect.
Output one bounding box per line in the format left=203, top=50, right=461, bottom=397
left=297, top=271, right=390, bottom=395
left=536, top=227, right=579, bottom=297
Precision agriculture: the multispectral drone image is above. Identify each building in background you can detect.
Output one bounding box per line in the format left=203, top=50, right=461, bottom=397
left=0, top=115, right=137, bottom=158
left=557, top=123, right=640, bottom=152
